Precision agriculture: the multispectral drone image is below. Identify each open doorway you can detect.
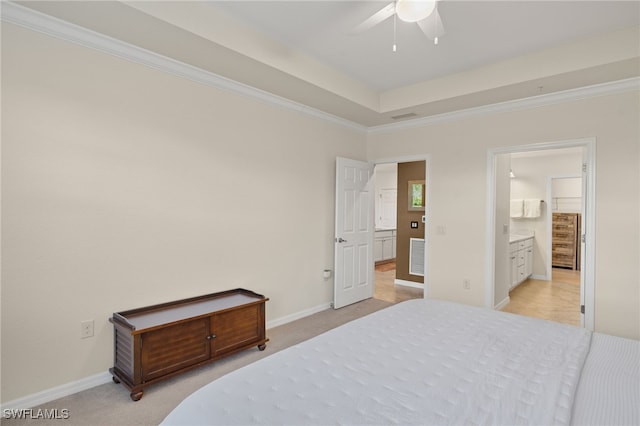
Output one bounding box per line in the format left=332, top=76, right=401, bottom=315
left=501, top=149, right=583, bottom=326
left=373, top=160, right=426, bottom=304
left=372, top=163, right=400, bottom=302
left=486, top=139, right=595, bottom=330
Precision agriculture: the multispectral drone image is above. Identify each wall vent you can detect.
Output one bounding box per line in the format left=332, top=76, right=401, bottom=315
left=391, top=112, right=417, bottom=120
left=409, top=238, right=425, bottom=276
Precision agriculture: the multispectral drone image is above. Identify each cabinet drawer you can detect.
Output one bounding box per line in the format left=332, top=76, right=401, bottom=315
left=517, top=265, right=526, bottom=281
left=141, top=318, right=210, bottom=382
left=552, top=221, right=575, bottom=229
left=509, top=242, right=518, bottom=254
left=553, top=213, right=576, bottom=224
left=375, top=230, right=394, bottom=239
left=553, top=252, right=574, bottom=261
left=552, top=252, right=575, bottom=266
left=553, top=229, right=575, bottom=240
left=552, top=243, right=574, bottom=254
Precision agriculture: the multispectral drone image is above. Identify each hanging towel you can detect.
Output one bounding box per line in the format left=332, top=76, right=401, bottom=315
left=510, top=199, right=523, bottom=218
left=524, top=199, right=541, bottom=218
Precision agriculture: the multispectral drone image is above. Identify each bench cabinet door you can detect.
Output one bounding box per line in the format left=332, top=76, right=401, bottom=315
left=141, top=318, right=210, bottom=382
left=211, top=304, right=264, bottom=358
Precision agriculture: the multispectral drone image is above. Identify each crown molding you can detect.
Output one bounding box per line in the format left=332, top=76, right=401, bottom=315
left=0, top=2, right=367, bottom=134
left=369, top=77, right=640, bottom=134
left=2, top=2, right=637, bottom=135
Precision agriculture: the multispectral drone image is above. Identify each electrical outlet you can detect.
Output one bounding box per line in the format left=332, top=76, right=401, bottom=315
left=80, top=320, right=94, bottom=339
left=463, top=279, right=471, bottom=290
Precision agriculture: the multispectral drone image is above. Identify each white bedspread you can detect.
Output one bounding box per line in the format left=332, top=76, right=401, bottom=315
left=572, top=333, right=640, bottom=425
left=162, top=299, right=593, bottom=426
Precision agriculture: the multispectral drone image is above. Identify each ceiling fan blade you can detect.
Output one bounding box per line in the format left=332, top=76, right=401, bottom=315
left=351, top=2, right=396, bottom=34
left=417, top=8, right=445, bottom=40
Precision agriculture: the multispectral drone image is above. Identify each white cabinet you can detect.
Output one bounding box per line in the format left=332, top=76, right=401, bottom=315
left=509, top=237, right=533, bottom=290
left=375, top=230, right=396, bottom=263
left=376, top=189, right=397, bottom=230
left=510, top=247, right=519, bottom=289
left=524, top=242, right=533, bottom=278
left=392, top=234, right=397, bottom=258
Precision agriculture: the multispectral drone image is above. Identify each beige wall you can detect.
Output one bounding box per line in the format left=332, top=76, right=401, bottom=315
left=1, top=24, right=366, bottom=402
left=368, top=90, right=640, bottom=341
left=2, top=16, right=639, bottom=407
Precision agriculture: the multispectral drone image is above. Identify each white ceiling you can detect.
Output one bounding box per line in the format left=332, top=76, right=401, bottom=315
left=211, top=1, right=640, bottom=91
left=12, top=1, right=640, bottom=127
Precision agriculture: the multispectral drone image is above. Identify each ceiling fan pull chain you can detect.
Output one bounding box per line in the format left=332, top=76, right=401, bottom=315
left=434, top=1, right=439, bottom=45
left=393, top=2, right=398, bottom=52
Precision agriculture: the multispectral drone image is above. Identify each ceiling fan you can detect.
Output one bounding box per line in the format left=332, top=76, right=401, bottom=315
left=353, top=0, right=445, bottom=48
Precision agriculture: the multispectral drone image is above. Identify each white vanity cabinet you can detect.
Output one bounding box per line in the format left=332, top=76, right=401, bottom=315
left=374, top=229, right=396, bottom=263
left=509, top=237, right=533, bottom=290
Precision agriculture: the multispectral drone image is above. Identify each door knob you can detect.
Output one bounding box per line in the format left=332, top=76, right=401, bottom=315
left=337, top=237, right=348, bottom=243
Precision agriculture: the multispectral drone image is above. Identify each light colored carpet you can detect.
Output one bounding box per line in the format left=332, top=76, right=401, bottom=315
left=3, top=297, right=392, bottom=426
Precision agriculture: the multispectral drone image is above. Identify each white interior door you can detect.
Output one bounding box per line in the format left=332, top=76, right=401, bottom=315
left=334, top=157, right=375, bottom=309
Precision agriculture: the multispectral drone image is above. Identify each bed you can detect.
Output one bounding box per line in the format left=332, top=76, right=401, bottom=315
left=161, top=299, right=639, bottom=425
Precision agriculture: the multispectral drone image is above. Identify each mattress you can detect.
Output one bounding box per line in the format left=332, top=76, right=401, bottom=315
left=161, top=299, right=639, bottom=426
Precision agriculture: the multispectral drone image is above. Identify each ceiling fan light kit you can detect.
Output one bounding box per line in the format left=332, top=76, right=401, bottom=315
left=352, top=0, right=444, bottom=51
left=395, top=0, right=436, bottom=23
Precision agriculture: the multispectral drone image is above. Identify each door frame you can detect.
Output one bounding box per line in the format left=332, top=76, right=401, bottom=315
left=485, top=138, right=595, bottom=330
left=374, top=154, right=430, bottom=298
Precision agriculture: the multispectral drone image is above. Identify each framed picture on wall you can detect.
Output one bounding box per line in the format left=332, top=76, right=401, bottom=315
left=408, top=180, right=425, bottom=211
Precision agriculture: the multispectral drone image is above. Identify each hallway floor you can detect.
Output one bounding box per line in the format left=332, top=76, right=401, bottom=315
left=502, top=268, right=581, bottom=326
left=374, top=261, right=423, bottom=304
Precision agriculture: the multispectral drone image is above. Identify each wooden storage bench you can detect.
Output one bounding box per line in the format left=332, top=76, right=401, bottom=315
left=109, top=288, right=268, bottom=401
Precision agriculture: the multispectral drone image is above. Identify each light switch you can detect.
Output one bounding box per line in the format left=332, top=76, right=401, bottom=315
left=410, top=221, right=419, bottom=229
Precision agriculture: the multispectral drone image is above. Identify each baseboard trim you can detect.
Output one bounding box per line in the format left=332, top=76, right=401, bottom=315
left=394, top=279, right=423, bottom=289
left=0, top=371, right=112, bottom=411
left=494, top=296, right=511, bottom=311
left=266, top=302, right=332, bottom=330
left=531, top=274, right=549, bottom=281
